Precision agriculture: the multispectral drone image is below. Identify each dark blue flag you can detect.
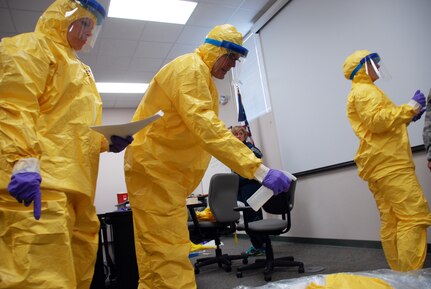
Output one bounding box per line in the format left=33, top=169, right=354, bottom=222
left=237, top=87, right=254, bottom=144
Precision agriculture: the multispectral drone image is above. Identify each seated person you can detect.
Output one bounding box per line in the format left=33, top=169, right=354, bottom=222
left=231, top=126, right=265, bottom=256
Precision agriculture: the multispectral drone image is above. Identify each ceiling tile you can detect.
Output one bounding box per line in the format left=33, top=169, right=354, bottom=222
left=101, top=17, right=146, bottom=40
left=186, top=3, right=231, bottom=27
left=1, top=0, right=276, bottom=108
left=11, top=10, right=41, bottom=33
left=166, top=43, right=196, bottom=59
left=100, top=94, right=117, bottom=108
left=94, top=67, right=155, bottom=83
left=140, top=22, right=184, bottom=43
left=134, top=41, right=173, bottom=59
left=240, top=0, right=277, bottom=12
left=176, top=25, right=210, bottom=45
left=108, top=93, right=142, bottom=108
left=227, top=8, right=257, bottom=35
left=124, top=70, right=157, bottom=83
left=98, top=38, right=138, bottom=57
left=8, top=0, right=53, bottom=11
left=0, top=9, right=15, bottom=33
left=0, top=32, right=15, bottom=40
left=129, top=57, right=164, bottom=72
left=96, top=54, right=132, bottom=70
left=195, top=0, right=243, bottom=8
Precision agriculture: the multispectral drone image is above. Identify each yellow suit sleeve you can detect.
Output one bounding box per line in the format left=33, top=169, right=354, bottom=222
left=0, top=36, right=51, bottom=168
left=354, top=86, right=416, bottom=134
left=172, top=68, right=262, bottom=180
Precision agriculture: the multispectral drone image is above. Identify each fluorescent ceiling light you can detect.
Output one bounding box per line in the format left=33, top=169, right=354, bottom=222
left=96, top=82, right=149, bottom=93
left=108, top=0, right=197, bottom=24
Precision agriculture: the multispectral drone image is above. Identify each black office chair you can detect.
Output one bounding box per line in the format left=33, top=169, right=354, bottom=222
left=234, top=179, right=304, bottom=281
left=190, top=173, right=249, bottom=274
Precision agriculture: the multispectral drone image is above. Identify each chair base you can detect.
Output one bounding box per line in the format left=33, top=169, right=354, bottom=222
left=236, top=256, right=304, bottom=281
left=194, top=248, right=248, bottom=274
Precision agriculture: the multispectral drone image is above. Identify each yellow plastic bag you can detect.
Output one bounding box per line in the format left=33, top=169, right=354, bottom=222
left=190, top=241, right=217, bottom=252
left=195, top=207, right=215, bottom=222
left=306, top=273, right=394, bottom=289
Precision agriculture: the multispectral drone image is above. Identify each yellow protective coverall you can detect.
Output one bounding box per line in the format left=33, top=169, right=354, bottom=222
left=0, top=1, right=108, bottom=288
left=343, top=50, right=431, bottom=271
left=124, top=24, right=262, bottom=289
left=306, top=273, right=394, bottom=289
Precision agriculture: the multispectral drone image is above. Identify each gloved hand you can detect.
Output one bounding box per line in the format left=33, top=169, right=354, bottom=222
left=8, top=172, right=42, bottom=220
left=411, top=90, right=426, bottom=108
left=412, top=107, right=426, bottom=122
left=262, top=169, right=291, bottom=195
left=109, top=135, right=134, bottom=153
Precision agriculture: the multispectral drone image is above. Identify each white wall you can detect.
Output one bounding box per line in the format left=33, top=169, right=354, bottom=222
left=95, top=108, right=135, bottom=214
left=258, top=0, right=431, bottom=174
left=250, top=0, right=431, bottom=243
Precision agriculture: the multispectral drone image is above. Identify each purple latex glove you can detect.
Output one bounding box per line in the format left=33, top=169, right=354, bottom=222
left=262, top=169, right=291, bottom=195
left=109, top=135, right=134, bottom=153
left=7, top=172, right=42, bottom=220
left=412, top=90, right=426, bottom=108
left=413, top=107, right=426, bottom=122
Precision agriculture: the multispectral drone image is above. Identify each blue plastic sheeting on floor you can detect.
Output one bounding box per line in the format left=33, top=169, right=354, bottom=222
left=233, top=268, right=431, bottom=289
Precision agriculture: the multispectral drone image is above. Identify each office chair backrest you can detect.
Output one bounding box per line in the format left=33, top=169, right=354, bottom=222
left=208, top=173, right=240, bottom=223
left=262, top=179, right=297, bottom=215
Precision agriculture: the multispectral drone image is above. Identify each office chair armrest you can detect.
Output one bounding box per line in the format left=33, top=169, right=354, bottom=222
left=233, top=206, right=254, bottom=231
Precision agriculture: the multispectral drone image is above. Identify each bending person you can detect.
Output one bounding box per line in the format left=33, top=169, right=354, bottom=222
left=343, top=50, right=431, bottom=271
left=124, top=24, right=292, bottom=289
left=0, top=1, right=132, bottom=288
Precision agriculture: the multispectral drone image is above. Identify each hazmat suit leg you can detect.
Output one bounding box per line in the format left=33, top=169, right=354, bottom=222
left=0, top=190, right=76, bottom=289
left=369, top=170, right=431, bottom=271
left=132, top=206, right=196, bottom=289
left=69, top=194, right=100, bottom=289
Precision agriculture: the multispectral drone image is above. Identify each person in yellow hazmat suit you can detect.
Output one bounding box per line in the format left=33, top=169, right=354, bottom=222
left=124, top=24, right=294, bottom=289
left=343, top=50, right=431, bottom=271
left=0, top=1, right=133, bottom=288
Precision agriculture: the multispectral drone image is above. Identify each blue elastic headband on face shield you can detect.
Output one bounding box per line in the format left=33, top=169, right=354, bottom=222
left=349, top=52, right=380, bottom=80
left=204, top=38, right=248, bottom=58
left=76, top=0, right=107, bottom=25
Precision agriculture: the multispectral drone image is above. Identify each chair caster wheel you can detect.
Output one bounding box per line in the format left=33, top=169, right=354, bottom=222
left=242, top=258, right=248, bottom=264
left=236, top=271, right=243, bottom=278
left=264, top=273, right=272, bottom=282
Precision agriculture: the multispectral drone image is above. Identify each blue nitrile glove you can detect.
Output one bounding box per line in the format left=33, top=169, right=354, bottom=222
left=413, top=107, right=426, bottom=122
left=8, top=172, right=42, bottom=220
left=262, top=169, right=291, bottom=196
left=412, top=90, right=426, bottom=108
left=109, top=135, right=134, bottom=153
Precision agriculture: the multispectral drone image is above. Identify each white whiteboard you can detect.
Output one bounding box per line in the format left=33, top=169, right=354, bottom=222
left=259, top=0, right=431, bottom=174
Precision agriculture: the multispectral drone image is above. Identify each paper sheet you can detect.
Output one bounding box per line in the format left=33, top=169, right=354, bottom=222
left=90, top=110, right=164, bottom=142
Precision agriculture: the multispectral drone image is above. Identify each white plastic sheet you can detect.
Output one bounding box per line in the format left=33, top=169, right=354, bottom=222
left=233, top=268, right=431, bottom=289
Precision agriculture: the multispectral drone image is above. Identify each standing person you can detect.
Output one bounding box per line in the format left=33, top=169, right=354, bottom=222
left=124, top=24, right=293, bottom=289
left=343, top=50, right=431, bottom=271
left=0, top=1, right=132, bottom=288
left=231, top=125, right=265, bottom=256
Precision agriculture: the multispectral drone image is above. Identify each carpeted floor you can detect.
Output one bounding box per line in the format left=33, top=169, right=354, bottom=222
left=193, top=236, right=431, bottom=289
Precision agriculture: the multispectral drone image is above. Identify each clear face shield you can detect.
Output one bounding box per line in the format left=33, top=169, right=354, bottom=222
left=350, top=52, right=391, bottom=81
left=205, top=38, right=248, bottom=80
left=66, top=0, right=106, bottom=52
